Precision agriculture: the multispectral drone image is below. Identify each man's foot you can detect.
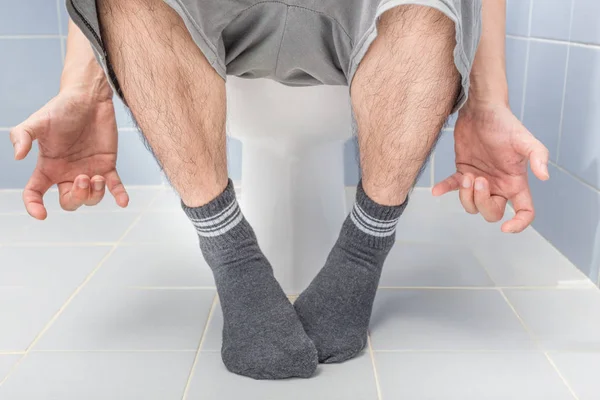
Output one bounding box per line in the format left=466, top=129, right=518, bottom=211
left=183, top=180, right=317, bottom=379
left=294, top=182, right=407, bottom=363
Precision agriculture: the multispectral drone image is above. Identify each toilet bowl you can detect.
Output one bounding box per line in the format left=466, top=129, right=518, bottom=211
left=226, top=77, right=353, bottom=294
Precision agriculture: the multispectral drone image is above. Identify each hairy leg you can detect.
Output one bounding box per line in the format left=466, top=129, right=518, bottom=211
left=98, top=0, right=317, bottom=379
left=98, top=0, right=227, bottom=206
left=295, top=5, right=460, bottom=363
left=353, top=5, right=460, bottom=204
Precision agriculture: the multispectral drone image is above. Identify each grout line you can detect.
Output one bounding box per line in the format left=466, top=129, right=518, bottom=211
left=126, top=286, right=217, bottom=290
left=506, top=34, right=600, bottom=49
left=372, top=349, right=540, bottom=353
left=367, top=334, right=383, bottom=400
left=0, top=190, right=160, bottom=389
left=0, top=242, right=118, bottom=247
left=181, top=294, right=218, bottom=400
left=544, top=353, right=581, bottom=400
left=56, top=0, right=65, bottom=60
left=518, top=2, right=534, bottom=122
left=549, top=161, right=600, bottom=192
left=378, top=286, right=594, bottom=290
left=0, top=352, right=25, bottom=356
left=31, top=349, right=197, bottom=353
left=0, top=35, right=63, bottom=39
left=498, top=289, right=541, bottom=347
left=555, top=1, right=575, bottom=163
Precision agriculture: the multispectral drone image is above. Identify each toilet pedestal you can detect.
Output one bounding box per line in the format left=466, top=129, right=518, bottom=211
left=226, top=77, right=353, bottom=294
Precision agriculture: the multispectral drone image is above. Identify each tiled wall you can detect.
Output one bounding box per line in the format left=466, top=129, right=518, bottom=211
left=0, top=0, right=242, bottom=188
left=2, top=1, right=599, bottom=279
left=434, top=0, right=600, bottom=281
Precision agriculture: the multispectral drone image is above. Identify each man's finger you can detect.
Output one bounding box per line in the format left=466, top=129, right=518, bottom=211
left=23, top=170, right=53, bottom=220
left=432, top=173, right=461, bottom=196
left=529, top=141, right=550, bottom=181
left=9, top=120, right=41, bottom=160
left=105, top=170, right=129, bottom=208
left=514, top=130, right=550, bottom=181
left=459, top=173, right=478, bottom=214
left=501, top=189, right=535, bottom=233
left=473, top=177, right=506, bottom=222
left=85, top=176, right=106, bottom=207
left=58, top=175, right=91, bottom=211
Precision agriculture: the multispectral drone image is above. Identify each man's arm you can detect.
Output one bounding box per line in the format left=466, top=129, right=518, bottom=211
left=60, top=20, right=113, bottom=102
left=466, top=0, right=508, bottom=108
left=10, top=20, right=127, bottom=219
left=433, top=0, right=550, bottom=233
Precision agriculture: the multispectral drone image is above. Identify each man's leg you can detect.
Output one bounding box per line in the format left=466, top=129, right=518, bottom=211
left=97, top=0, right=317, bottom=379
left=295, top=5, right=460, bottom=363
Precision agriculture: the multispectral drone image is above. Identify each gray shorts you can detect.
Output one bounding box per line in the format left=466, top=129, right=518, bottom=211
left=66, top=0, right=481, bottom=111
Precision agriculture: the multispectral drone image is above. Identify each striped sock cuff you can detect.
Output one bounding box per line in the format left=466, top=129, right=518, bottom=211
left=347, top=181, right=408, bottom=246
left=181, top=180, right=251, bottom=241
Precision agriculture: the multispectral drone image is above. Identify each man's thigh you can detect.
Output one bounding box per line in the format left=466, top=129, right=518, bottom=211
left=67, top=0, right=480, bottom=99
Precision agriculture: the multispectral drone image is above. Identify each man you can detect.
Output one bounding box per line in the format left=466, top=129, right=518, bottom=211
left=9, top=0, right=549, bottom=380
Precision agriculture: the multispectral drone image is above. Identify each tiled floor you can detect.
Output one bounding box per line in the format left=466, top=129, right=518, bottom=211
left=0, top=186, right=599, bottom=399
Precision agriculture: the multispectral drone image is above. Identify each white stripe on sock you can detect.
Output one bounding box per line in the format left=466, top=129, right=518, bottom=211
left=353, top=203, right=399, bottom=229
left=350, top=211, right=396, bottom=237
left=191, top=201, right=239, bottom=229
left=197, top=210, right=244, bottom=237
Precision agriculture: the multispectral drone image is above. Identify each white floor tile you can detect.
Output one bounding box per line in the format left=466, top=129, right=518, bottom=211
left=89, top=243, right=214, bottom=288
left=34, top=287, right=215, bottom=351
left=0, top=215, right=33, bottom=243
left=186, top=352, right=378, bottom=400
left=375, top=352, right=573, bottom=400
left=0, top=355, right=21, bottom=382
left=0, top=352, right=194, bottom=400
left=11, top=212, right=139, bottom=243
left=550, top=352, right=600, bottom=400
left=122, top=211, right=198, bottom=245
left=0, top=246, right=111, bottom=288
left=473, top=228, right=591, bottom=287
left=0, top=287, right=72, bottom=351
left=370, top=289, right=535, bottom=351
left=380, top=242, right=493, bottom=287
left=504, top=288, right=600, bottom=351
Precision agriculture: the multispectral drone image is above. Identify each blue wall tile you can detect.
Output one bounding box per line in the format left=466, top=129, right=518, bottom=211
left=522, top=41, right=568, bottom=162
left=530, top=165, right=600, bottom=277
left=113, top=97, right=136, bottom=129
left=433, top=129, right=455, bottom=185
left=116, top=131, right=163, bottom=186
left=530, top=0, right=573, bottom=41
left=506, top=0, right=531, bottom=36
left=227, top=137, right=242, bottom=181
left=344, top=138, right=360, bottom=186
left=0, top=0, right=59, bottom=35
left=0, top=132, right=38, bottom=189
left=59, top=0, right=70, bottom=36
left=570, top=0, right=600, bottom=45
left=0, top=39, right=63, bottom=127
left=559, top=46, right=600, bottom=190
left=506, top=38, right=528, bottom=117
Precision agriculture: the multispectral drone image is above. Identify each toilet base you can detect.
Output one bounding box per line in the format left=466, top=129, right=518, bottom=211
left=239, top=138, right=348, bottom=294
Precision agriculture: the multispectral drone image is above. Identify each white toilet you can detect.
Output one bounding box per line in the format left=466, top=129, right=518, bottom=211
left=226, top=77, right=353, bottom=294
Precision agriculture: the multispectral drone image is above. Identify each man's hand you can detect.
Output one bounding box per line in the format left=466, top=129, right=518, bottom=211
left=432, top=104, right=549, bottom=233
left=10, top=89, right=129, bottom=220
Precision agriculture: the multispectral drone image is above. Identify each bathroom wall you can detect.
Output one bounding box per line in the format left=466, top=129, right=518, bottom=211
left=433, top=0, right=600, bottom=281
left=1, top=1, right=599, bottom=279
left=0, top=0, right=242, bottom=188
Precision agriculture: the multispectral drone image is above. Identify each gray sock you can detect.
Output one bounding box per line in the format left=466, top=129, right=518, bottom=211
left=182, top=180, right=317, bottom=379
left=294, top=181, right=407, bottom=363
